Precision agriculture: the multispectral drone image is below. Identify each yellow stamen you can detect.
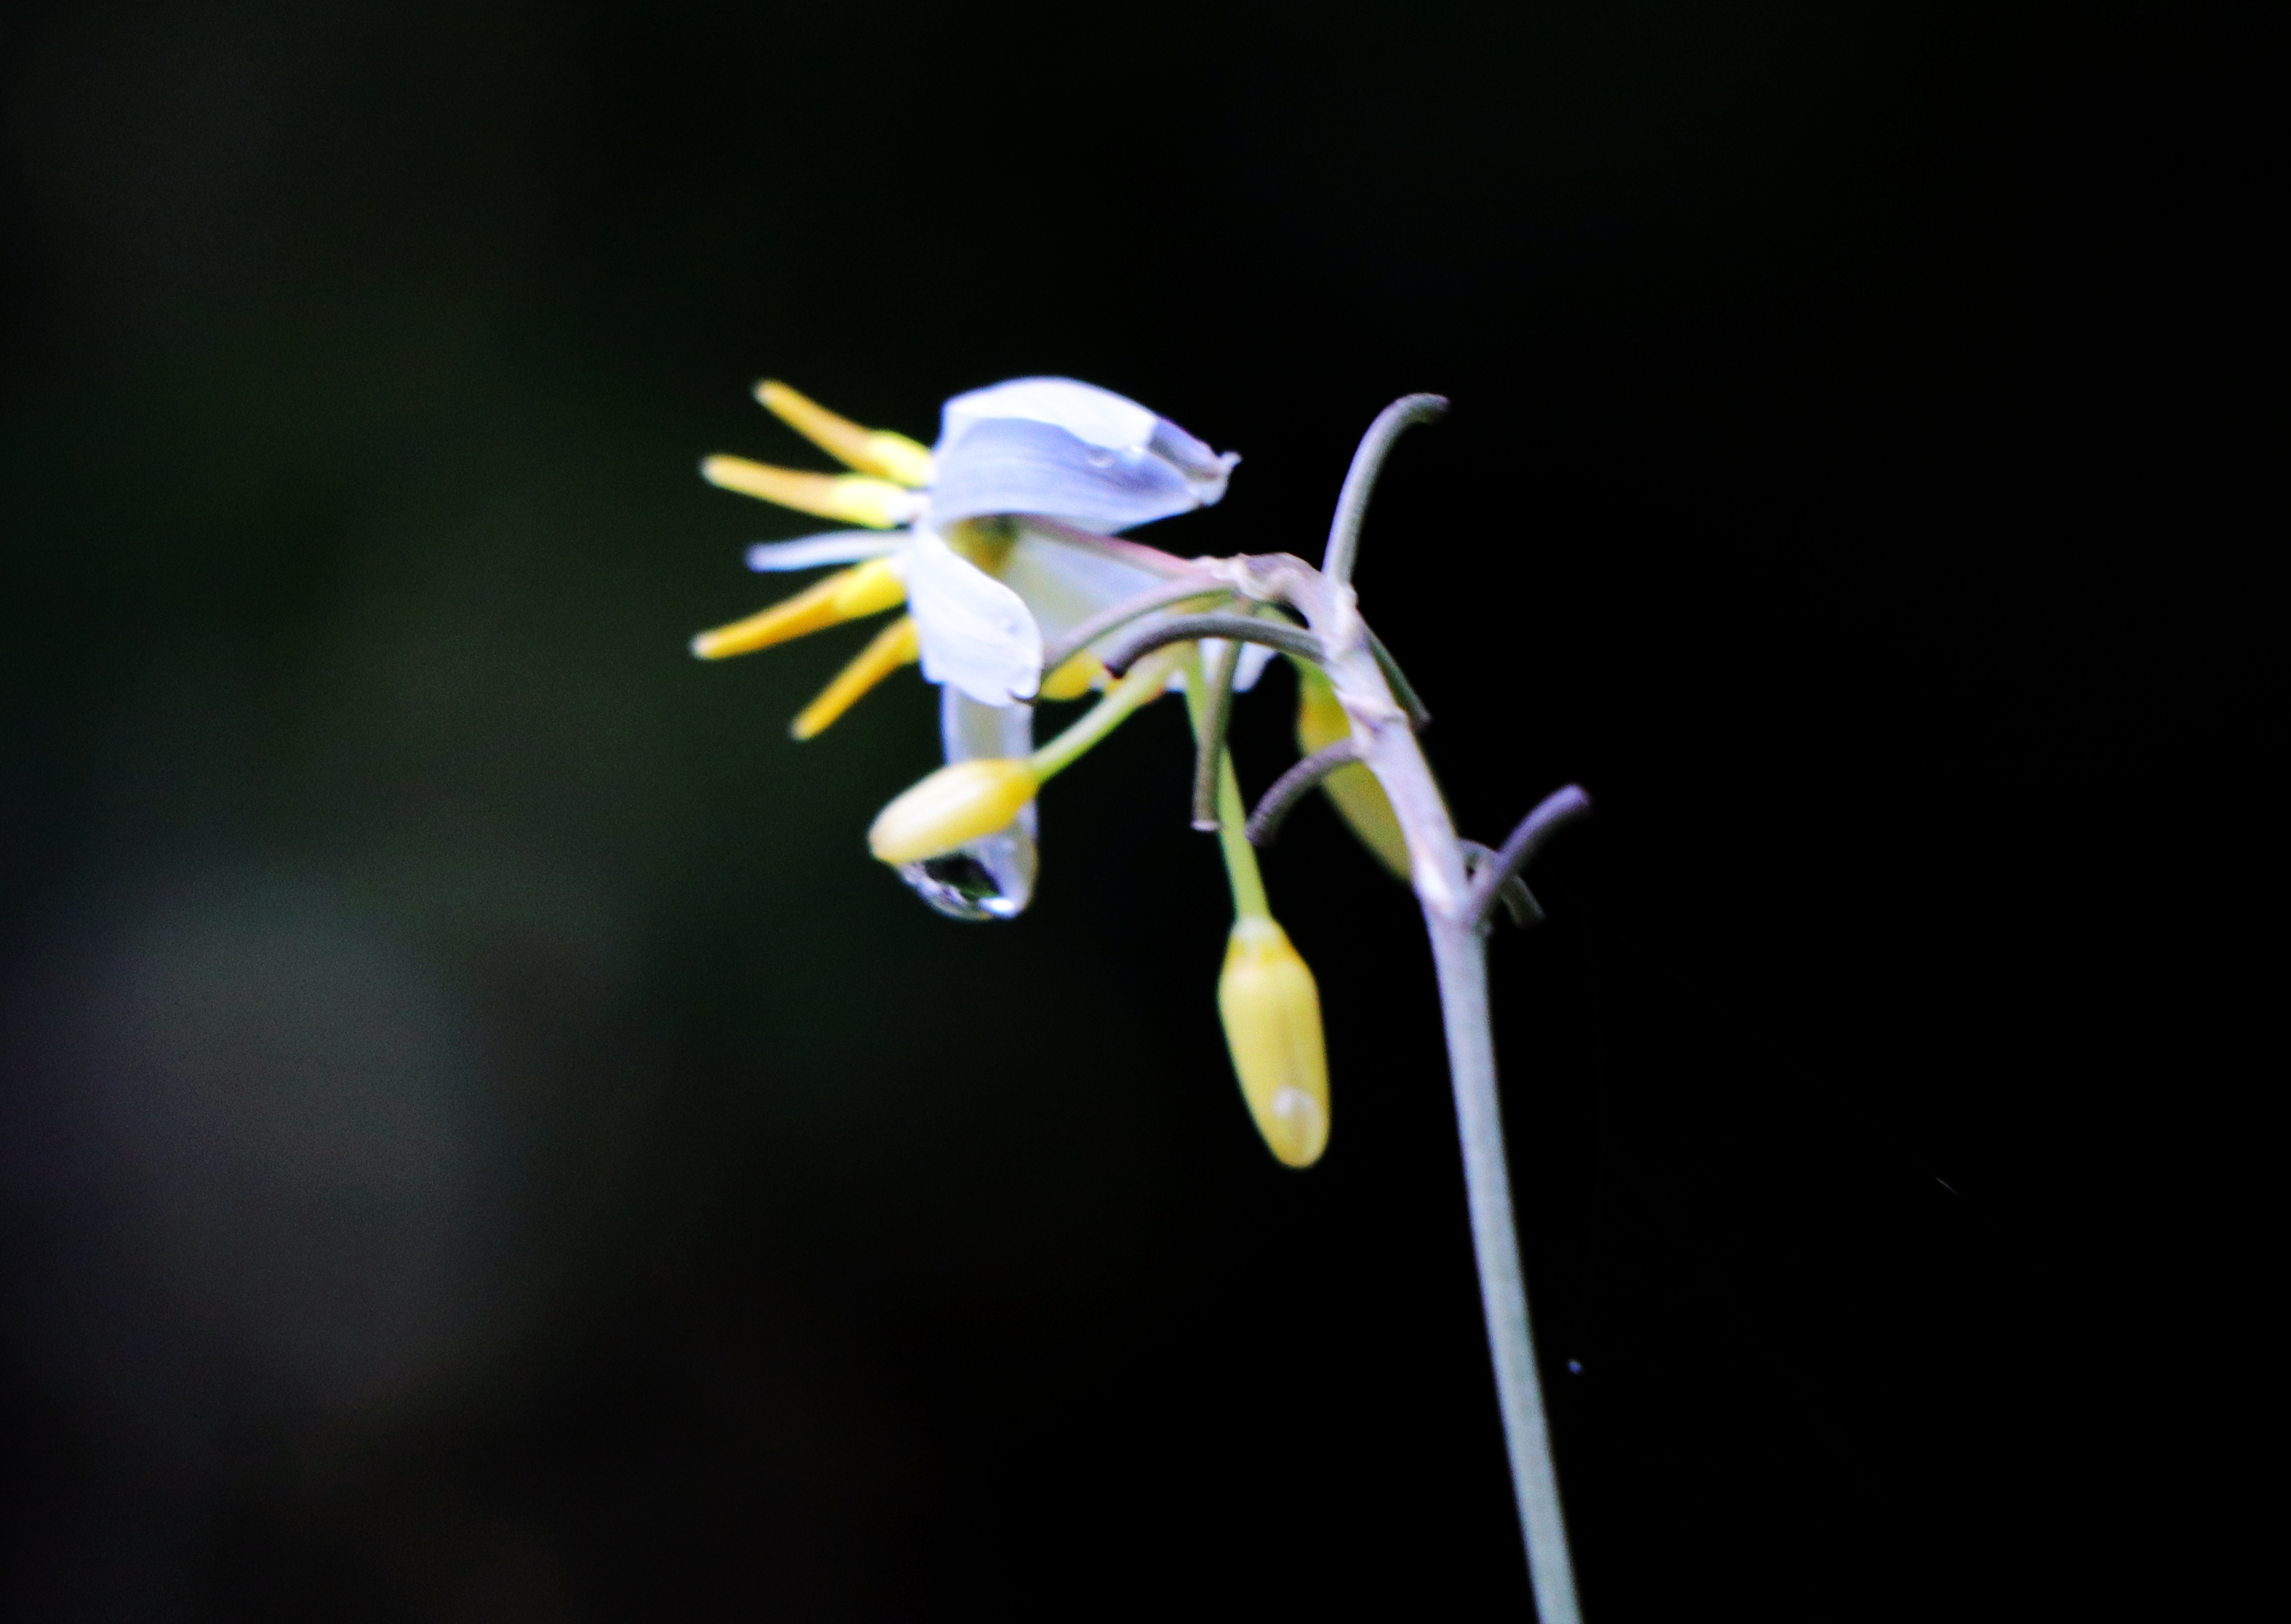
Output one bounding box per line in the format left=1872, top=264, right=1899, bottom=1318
left=868, top=759, right=1041, bottom=865
left=1297, top=662, right=1413, bottom=881
left=1038, top=650, right=1108, bottom=702
left=755, top=380, right=935, bottom=488
left=690, top=556, right=906, bottom=659
left=700, top=455, right=917, bottom=528
left=1218, top=917, right=1331, bottom=1168
left=790, top=615, right=920, bottom=739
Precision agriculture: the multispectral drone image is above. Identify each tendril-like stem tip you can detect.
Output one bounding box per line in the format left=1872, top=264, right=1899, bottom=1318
left=1466, top=785, right=1593, bottom=933
left=1244, top=738, right=1366, bottom=847
left=1323, top=393, right=1450, bottom=588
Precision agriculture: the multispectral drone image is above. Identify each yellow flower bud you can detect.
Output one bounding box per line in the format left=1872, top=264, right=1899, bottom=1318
left=1296, top=662, right=1412, bottom=882
left=1217, top=917, right=1330, bottom=1168
left=867, top=759, right=1040, bottom=865
left=1038, top=650, right=1109, bottom=701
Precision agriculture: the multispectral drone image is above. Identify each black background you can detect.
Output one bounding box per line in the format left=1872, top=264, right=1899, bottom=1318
left=0, top=2, right=2262, bottom=1619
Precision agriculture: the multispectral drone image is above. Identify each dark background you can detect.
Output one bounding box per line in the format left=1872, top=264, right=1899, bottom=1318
left=0, top=1, right=2261, bottom=1619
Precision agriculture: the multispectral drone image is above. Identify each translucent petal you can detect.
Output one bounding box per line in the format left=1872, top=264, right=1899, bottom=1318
left=939, top=378, right=1160, bottom=460
left=895, top=688, right=1037, bottom=920
left=745, top=531, right=906, bottom=571
left=998, top=526, right=1173, bottom=644
left=929, top=417, right=1211, bottom=533
left=905, top=527, right=1043, bottom=706
left=933, top=378, right=1238, bottom=528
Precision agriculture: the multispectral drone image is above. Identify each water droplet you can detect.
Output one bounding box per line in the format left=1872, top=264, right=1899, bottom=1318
left=896, top=824, right=1034, bottom=921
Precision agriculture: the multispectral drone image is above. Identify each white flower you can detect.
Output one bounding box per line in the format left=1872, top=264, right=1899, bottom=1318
left=718, top=377, right=1237, bottom=707
left=691, top=378, right=1247, bottom=918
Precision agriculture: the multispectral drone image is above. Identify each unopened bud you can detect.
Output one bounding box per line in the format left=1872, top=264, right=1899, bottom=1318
left=868, top=759, right=1040, bottom=865
left=1217, top=917, right=1330, bottom=1168
left=1296, top=663, right=1411, bottom=881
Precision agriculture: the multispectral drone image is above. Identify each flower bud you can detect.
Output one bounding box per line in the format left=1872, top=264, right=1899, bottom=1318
left=1217, top=917, right=1330, bottom=1168
left=868, top=758, right=1040, bottom=865
left=1295, top=663, right=1411, bottom=882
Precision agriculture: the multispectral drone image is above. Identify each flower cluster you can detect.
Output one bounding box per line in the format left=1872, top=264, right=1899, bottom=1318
left=690, top=378, right=1371, bottom=1165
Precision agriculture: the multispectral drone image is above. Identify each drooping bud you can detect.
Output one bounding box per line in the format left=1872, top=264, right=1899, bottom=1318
left=867, top=758, right=1041, bottom=865
left=1295, top=662, right=1412, bottom=882
left=1217, top=917, right=1330, bottom=1168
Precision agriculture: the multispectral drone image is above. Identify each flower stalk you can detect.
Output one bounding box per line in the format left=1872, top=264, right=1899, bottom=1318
left=1186, top=394, right=1590, bottom=1621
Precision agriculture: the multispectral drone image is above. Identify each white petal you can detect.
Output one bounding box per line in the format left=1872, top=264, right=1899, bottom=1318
left=999, top=526, right=1174, bottom=643
left=928, top=418, right=1207, bottom=533
left=939, top=378, right=1159, bottom=459
left=744, top=531, right=906, bottom=571
left=906, top=528, right=1043, bottom=706
left=933, top=378, right=1240, bottom=526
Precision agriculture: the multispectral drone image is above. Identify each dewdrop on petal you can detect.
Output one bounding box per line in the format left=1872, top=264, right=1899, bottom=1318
left=1218, top=917, right=1330, bottom=1168
left=868, top=759, right=1041, bottom=865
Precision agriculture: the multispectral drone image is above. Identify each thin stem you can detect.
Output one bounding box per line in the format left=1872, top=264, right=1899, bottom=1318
left=1461, top=841, right=1546, bottom=930
left=1365, top=626, right=1433, bottom=731
left=1191, top=635, right=1243, bottom=830
left=1099, top=613, right=1323, bottom=676
left=1244, top=738, right=1365, bottom=847
left=1466, top=786, right=1593, bottom=933
left=1214, top=548, right=1584, bottom=1619
left=1038, top=576, right=1230, bottom=680
left=1426, top=919, right=1581, bottom=1624
left=1181, top=651, right=1271, bottom=921
left=1322, top=393, right=1448, bottom=586
left=1028, top=645, right=1185, bottom=781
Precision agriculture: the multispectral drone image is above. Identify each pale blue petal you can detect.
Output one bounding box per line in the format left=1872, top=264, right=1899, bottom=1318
left=906, top=528, right=1042, bottom=705
left=744, top=531, right=905, bottom=571
left=939, top=378, right=1158, bottom=459
left=930, top=417, right=1207, bottom=532
left=999, top=527, right=1174, bottom=643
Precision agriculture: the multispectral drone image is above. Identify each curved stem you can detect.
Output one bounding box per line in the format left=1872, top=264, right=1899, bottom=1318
left=1322, top=393, right=1448, bottom=586
left=1466, top=786, right=1593, bottom=933
left=1037, top=575, right=1229, bottom=680
left=1098, top=613, right=1323, bottom=676
left=1212, top=551, right=1582, bottom=1619
left=1191, top=635, right=1244, bottom=830
left=1244, top=738, right=1365, bottom=847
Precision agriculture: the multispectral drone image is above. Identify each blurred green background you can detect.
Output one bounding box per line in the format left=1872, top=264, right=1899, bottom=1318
left=0, top=1, right=2255, bottom=1618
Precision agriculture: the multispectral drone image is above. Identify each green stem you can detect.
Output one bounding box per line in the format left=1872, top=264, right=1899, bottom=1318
left=1029, top=645, right=1184, bottom=781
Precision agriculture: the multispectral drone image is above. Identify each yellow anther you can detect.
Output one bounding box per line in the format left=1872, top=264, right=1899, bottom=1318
left=700, top=455, right=918, bottom=528
left=1218, top=917, right=1330, bottom=1169
left=791, top=615, right=920, bottom=739
left=868, top=759, right=1041, bottom=865
left=690, top=556, right=907, bottom=659
left=755, top=380, right=935, bottom=488
left=1297, top=663, right=1412, bottom=882
left=1038, top=650, right=1108, bottom=702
